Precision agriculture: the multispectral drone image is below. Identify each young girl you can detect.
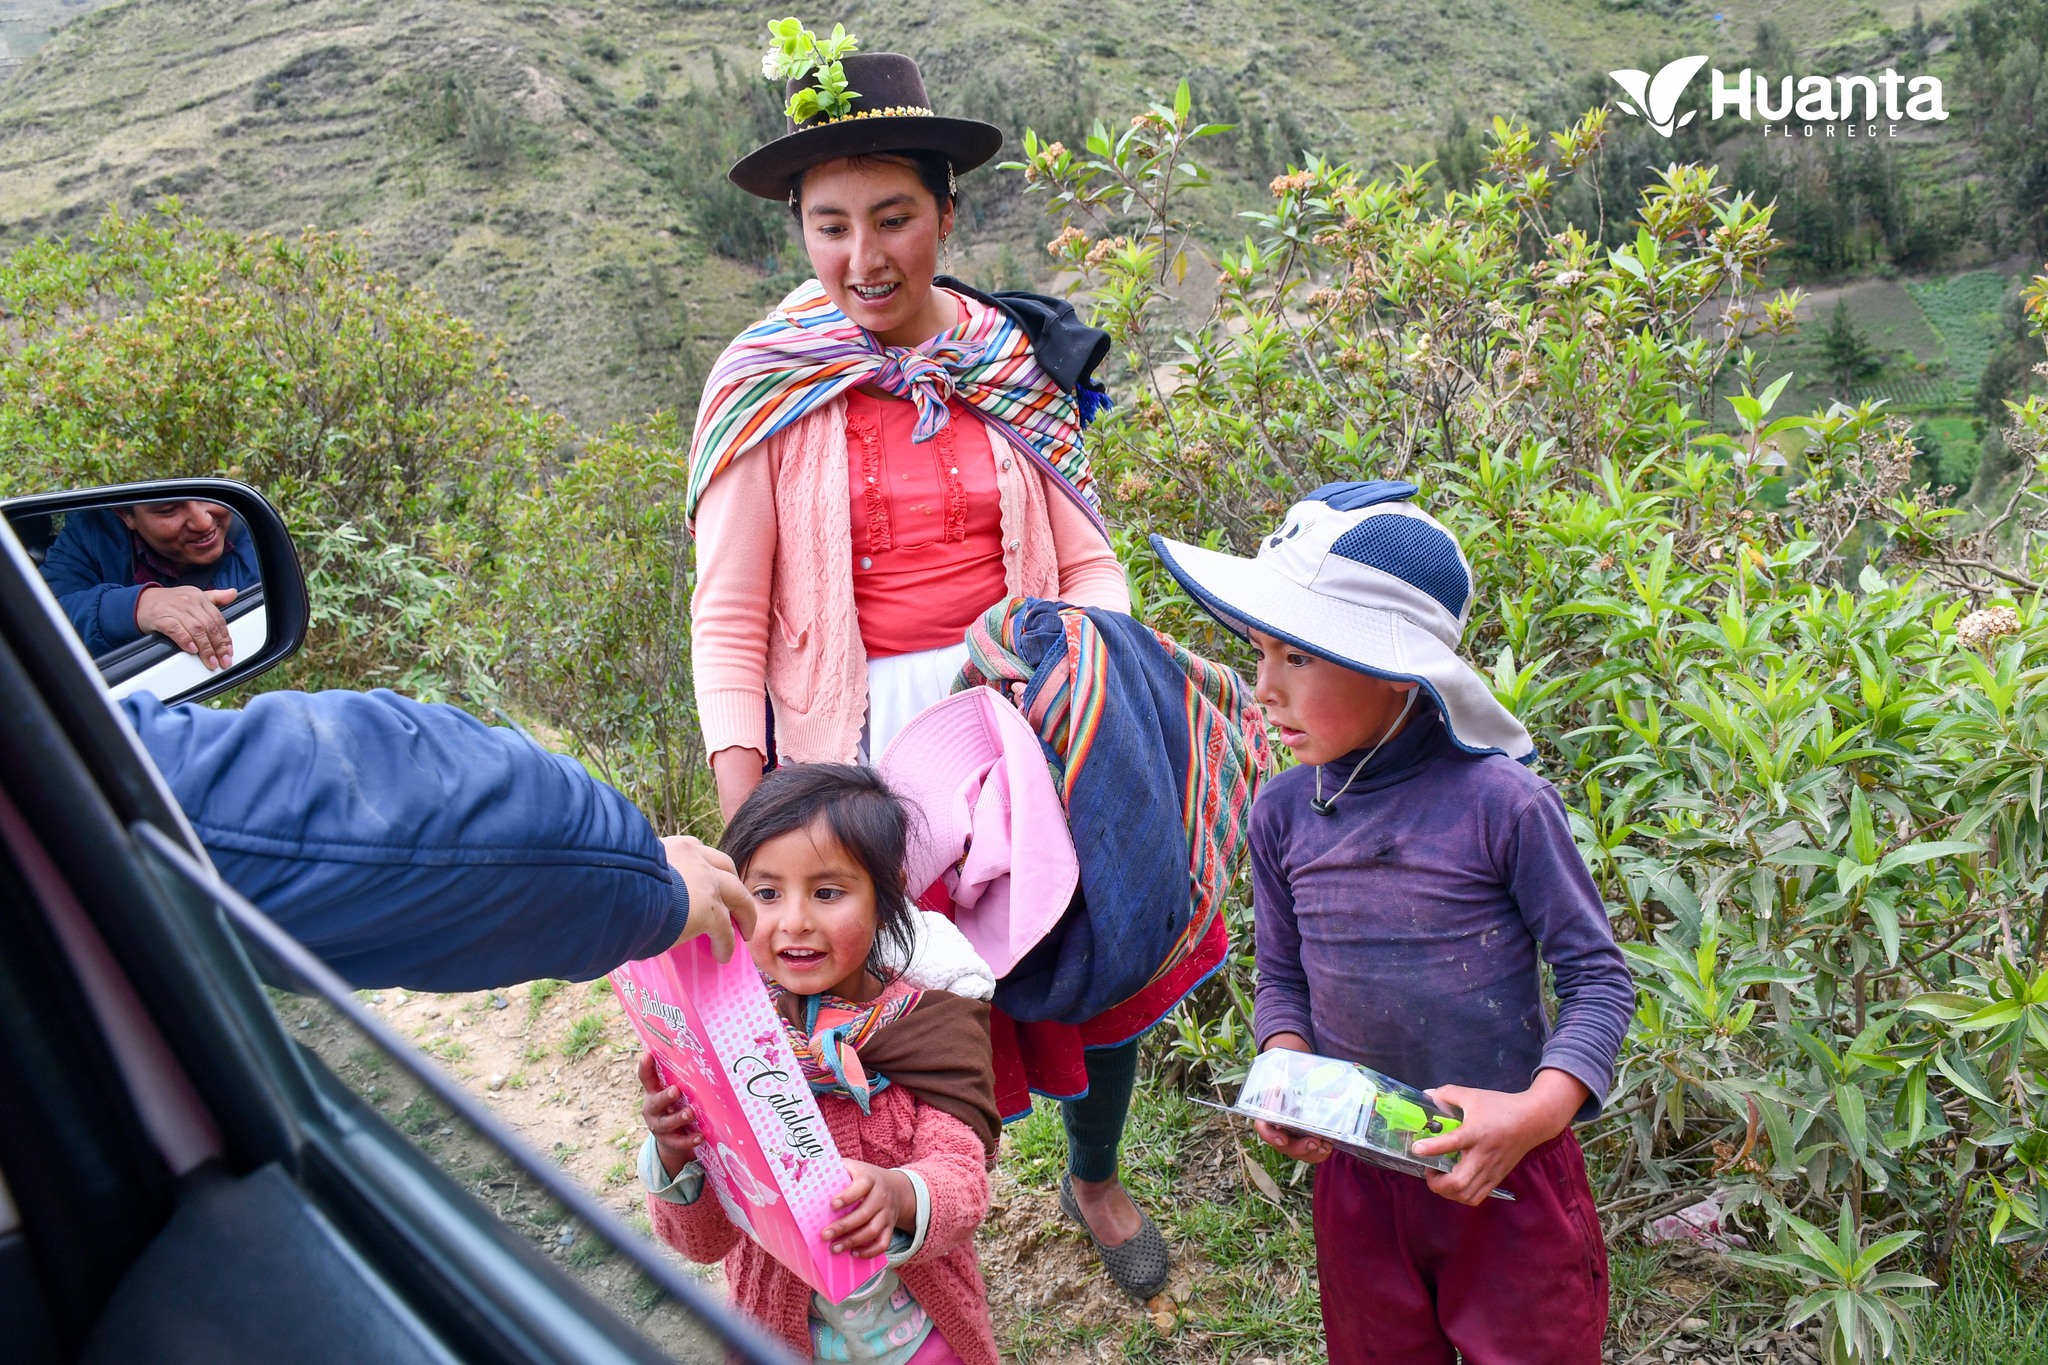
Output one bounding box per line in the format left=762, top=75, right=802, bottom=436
left=638, top=764, right=1002, bottom=1365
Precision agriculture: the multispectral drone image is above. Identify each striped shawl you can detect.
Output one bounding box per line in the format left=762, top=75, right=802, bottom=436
left=685, top=279, right=1098, bottom=523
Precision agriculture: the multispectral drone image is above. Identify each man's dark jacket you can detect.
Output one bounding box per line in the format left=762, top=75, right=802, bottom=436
left=120, top=688, right=689, bottom=991
left=43, top=507, right=263, bottom=655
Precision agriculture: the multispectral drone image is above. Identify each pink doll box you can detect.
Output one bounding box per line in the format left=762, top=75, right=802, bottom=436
left=610, top=937, right=886, bottom=1303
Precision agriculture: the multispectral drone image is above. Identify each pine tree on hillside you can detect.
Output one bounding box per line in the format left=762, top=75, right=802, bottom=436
left=1819, top=299, right=1885, bottom=399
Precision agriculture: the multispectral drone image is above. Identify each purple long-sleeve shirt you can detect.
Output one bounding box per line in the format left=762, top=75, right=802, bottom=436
left=1250, top=705, right=1634, bottom=1122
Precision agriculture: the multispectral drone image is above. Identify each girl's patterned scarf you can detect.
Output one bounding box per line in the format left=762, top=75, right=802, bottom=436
left=765, top=976, right=923, bottom=1113
left=684, top=279, right=1100, bottom=525
left=763, top=975, right=1004, bottom=1157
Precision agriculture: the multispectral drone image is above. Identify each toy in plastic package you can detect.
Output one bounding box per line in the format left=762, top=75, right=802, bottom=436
left=1207, top=1047, right=1513, bottom=1200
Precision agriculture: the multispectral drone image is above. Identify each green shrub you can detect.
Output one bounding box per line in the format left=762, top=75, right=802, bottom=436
left=0, top=205, right=559, bottom=696
left=0, top=206, right=712, bottom=837
left=1020, top=87, right=2048, bottom=1345
left=469, top=412, right=717, bottom=835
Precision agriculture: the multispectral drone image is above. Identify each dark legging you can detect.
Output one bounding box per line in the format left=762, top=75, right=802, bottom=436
left=1060, top=1038, right=1141, bottom=1182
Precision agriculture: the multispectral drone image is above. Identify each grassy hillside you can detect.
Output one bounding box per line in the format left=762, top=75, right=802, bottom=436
left=0, top=0, right=1988, bottom=430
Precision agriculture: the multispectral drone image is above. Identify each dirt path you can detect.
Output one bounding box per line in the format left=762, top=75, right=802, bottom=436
left=368, top=979, right=664, bottom=1225
left=366, top=979, right=1196, bottom=1361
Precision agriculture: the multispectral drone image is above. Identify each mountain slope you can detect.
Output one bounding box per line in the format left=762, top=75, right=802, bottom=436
left=0, top=0, right=1968, bottom=430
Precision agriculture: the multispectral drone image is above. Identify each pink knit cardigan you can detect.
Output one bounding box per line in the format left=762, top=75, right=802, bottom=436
left=647, top=1030, right=1000, bottom=1363
left=690, top=394, right=1129, bottom=766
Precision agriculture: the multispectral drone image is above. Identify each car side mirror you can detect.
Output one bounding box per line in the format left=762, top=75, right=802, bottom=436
left=2, top=479, right=309, bottom=705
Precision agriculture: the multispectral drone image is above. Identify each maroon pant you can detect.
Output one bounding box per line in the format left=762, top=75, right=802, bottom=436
left=1313, top=1130, right=1608, bottom=1365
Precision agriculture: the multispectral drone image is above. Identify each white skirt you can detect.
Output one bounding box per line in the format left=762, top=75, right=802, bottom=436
left=859, top=641, right=972, bottom=763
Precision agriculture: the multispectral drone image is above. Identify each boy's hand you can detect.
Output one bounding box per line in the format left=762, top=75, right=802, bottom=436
left=1411, top=1069, right=1588, bottom=1206
left=1253, top=1118, right=1334, bottom=1164
left=1252, top=1032, right=1334, bottom=1164
left=823, top=1160, right=913, bottom=1258
left=638, top=1051, right=703, bottom=1176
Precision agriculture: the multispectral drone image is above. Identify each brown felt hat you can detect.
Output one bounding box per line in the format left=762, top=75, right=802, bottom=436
left=727, top=52, right=1004, bottom=201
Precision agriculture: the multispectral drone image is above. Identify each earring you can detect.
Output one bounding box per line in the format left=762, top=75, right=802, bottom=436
left=942, top=232, right=953, bottom=275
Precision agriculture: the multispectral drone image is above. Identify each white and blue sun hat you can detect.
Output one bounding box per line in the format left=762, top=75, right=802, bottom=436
left=1150, top=480, right=1534, bottom=761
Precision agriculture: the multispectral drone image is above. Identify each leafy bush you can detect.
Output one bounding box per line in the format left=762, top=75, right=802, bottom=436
left=0, top=205, right=558, bottom=694
left=0, top=206, right=714, bottom=835
left=469, top=413, right=718, bottom=835
left=1018, top=88, right=2048, bottom=1351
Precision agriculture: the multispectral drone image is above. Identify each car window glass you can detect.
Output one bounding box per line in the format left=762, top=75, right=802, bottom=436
left=267, top=988, right=724, bottom=1361
left=131, top=829, right=775, bottom=1365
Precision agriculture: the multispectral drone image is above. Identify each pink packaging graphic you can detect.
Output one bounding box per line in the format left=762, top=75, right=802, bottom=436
left=609, top=937, right=886, bottom=1303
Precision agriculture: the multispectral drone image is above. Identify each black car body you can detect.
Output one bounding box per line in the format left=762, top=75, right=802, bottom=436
left=0, top=481, right=791, bottom=1363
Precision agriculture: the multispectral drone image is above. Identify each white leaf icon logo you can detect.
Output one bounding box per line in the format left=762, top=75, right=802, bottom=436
left=1608, top=55, right=1709, bottom=136
left=1609, top=68, right=1653, bottom=120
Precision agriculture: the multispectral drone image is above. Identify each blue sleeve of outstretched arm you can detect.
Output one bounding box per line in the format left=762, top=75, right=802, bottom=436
left=120, top=688, right=689, bottom=990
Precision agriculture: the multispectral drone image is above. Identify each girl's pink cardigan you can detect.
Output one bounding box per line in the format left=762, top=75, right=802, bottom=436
left=690, top=394, right=1130, bottom=766
left=648, top=1069, right=1001, bottom=1365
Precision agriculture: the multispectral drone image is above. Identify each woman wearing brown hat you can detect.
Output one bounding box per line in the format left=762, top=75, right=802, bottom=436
left=681, top=25, right=1175, bottom=1306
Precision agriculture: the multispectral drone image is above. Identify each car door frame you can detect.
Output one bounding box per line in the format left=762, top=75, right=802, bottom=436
left=0, top=509, right=791, bottom=1363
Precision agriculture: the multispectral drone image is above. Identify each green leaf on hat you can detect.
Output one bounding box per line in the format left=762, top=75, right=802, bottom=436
left=763, top=17, right=863, bottom=122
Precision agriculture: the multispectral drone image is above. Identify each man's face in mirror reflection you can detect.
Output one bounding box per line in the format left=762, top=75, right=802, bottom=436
left=116, top=500, right=234, bottom=571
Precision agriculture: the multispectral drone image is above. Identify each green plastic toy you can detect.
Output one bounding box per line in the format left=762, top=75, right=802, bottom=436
left=1373, top=1091, right=1458, bottom=1137
left=1198, top=1047, right=1514, bottom=1201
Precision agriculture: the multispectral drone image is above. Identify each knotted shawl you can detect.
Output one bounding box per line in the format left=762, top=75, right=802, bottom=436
left=956, top=600, right=1271, bottom=1025
left=685, top=279, right=1099, bottom=523
left=767, top=978, right=1001, bottom=1158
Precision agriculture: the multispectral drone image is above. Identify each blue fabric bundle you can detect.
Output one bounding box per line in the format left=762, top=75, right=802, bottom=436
left=959, top=599, right=1263, bottom=1025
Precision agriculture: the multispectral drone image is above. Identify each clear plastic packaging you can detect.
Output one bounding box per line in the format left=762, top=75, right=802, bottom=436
left=1209, top=1048, right=1511, bottom=1198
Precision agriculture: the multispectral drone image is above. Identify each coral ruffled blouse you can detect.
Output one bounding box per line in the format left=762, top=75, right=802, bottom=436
left=844, top=387, right=1010, bottom=659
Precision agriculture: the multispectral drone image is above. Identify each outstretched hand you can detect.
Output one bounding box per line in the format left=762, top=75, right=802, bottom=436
left=136, top=584, right=238, bottom=670
left=1410, top=1069, right=1588, bottom=1206
left=662, top=835, right=755, bottom=961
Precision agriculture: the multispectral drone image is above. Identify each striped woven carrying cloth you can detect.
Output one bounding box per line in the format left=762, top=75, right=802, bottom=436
left=956, top=598, right=1270, bottom=1024
left=684, top=279, right=1098, bottom=522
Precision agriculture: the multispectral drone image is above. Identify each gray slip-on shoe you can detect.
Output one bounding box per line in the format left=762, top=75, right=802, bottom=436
left=1057, top=1173, right=1171, bottom=1300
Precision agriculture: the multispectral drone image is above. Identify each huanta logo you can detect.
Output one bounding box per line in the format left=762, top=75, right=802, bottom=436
left=1610, top=56, right=1947, bottom=137
left=1608, top=55, right=1710, bottom=137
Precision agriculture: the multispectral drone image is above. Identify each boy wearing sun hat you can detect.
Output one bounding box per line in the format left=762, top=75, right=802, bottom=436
left=1152, top=481, right=1635, bottom=1364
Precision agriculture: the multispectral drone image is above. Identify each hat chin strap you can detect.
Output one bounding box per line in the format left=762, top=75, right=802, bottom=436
left=1309, top=688, right=1418, bottom=817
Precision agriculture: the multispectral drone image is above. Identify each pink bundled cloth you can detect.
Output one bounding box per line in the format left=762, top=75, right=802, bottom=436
left=878, top=686, right=1080, bottom=978
left=610, top=936, right=886, bottom=1302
